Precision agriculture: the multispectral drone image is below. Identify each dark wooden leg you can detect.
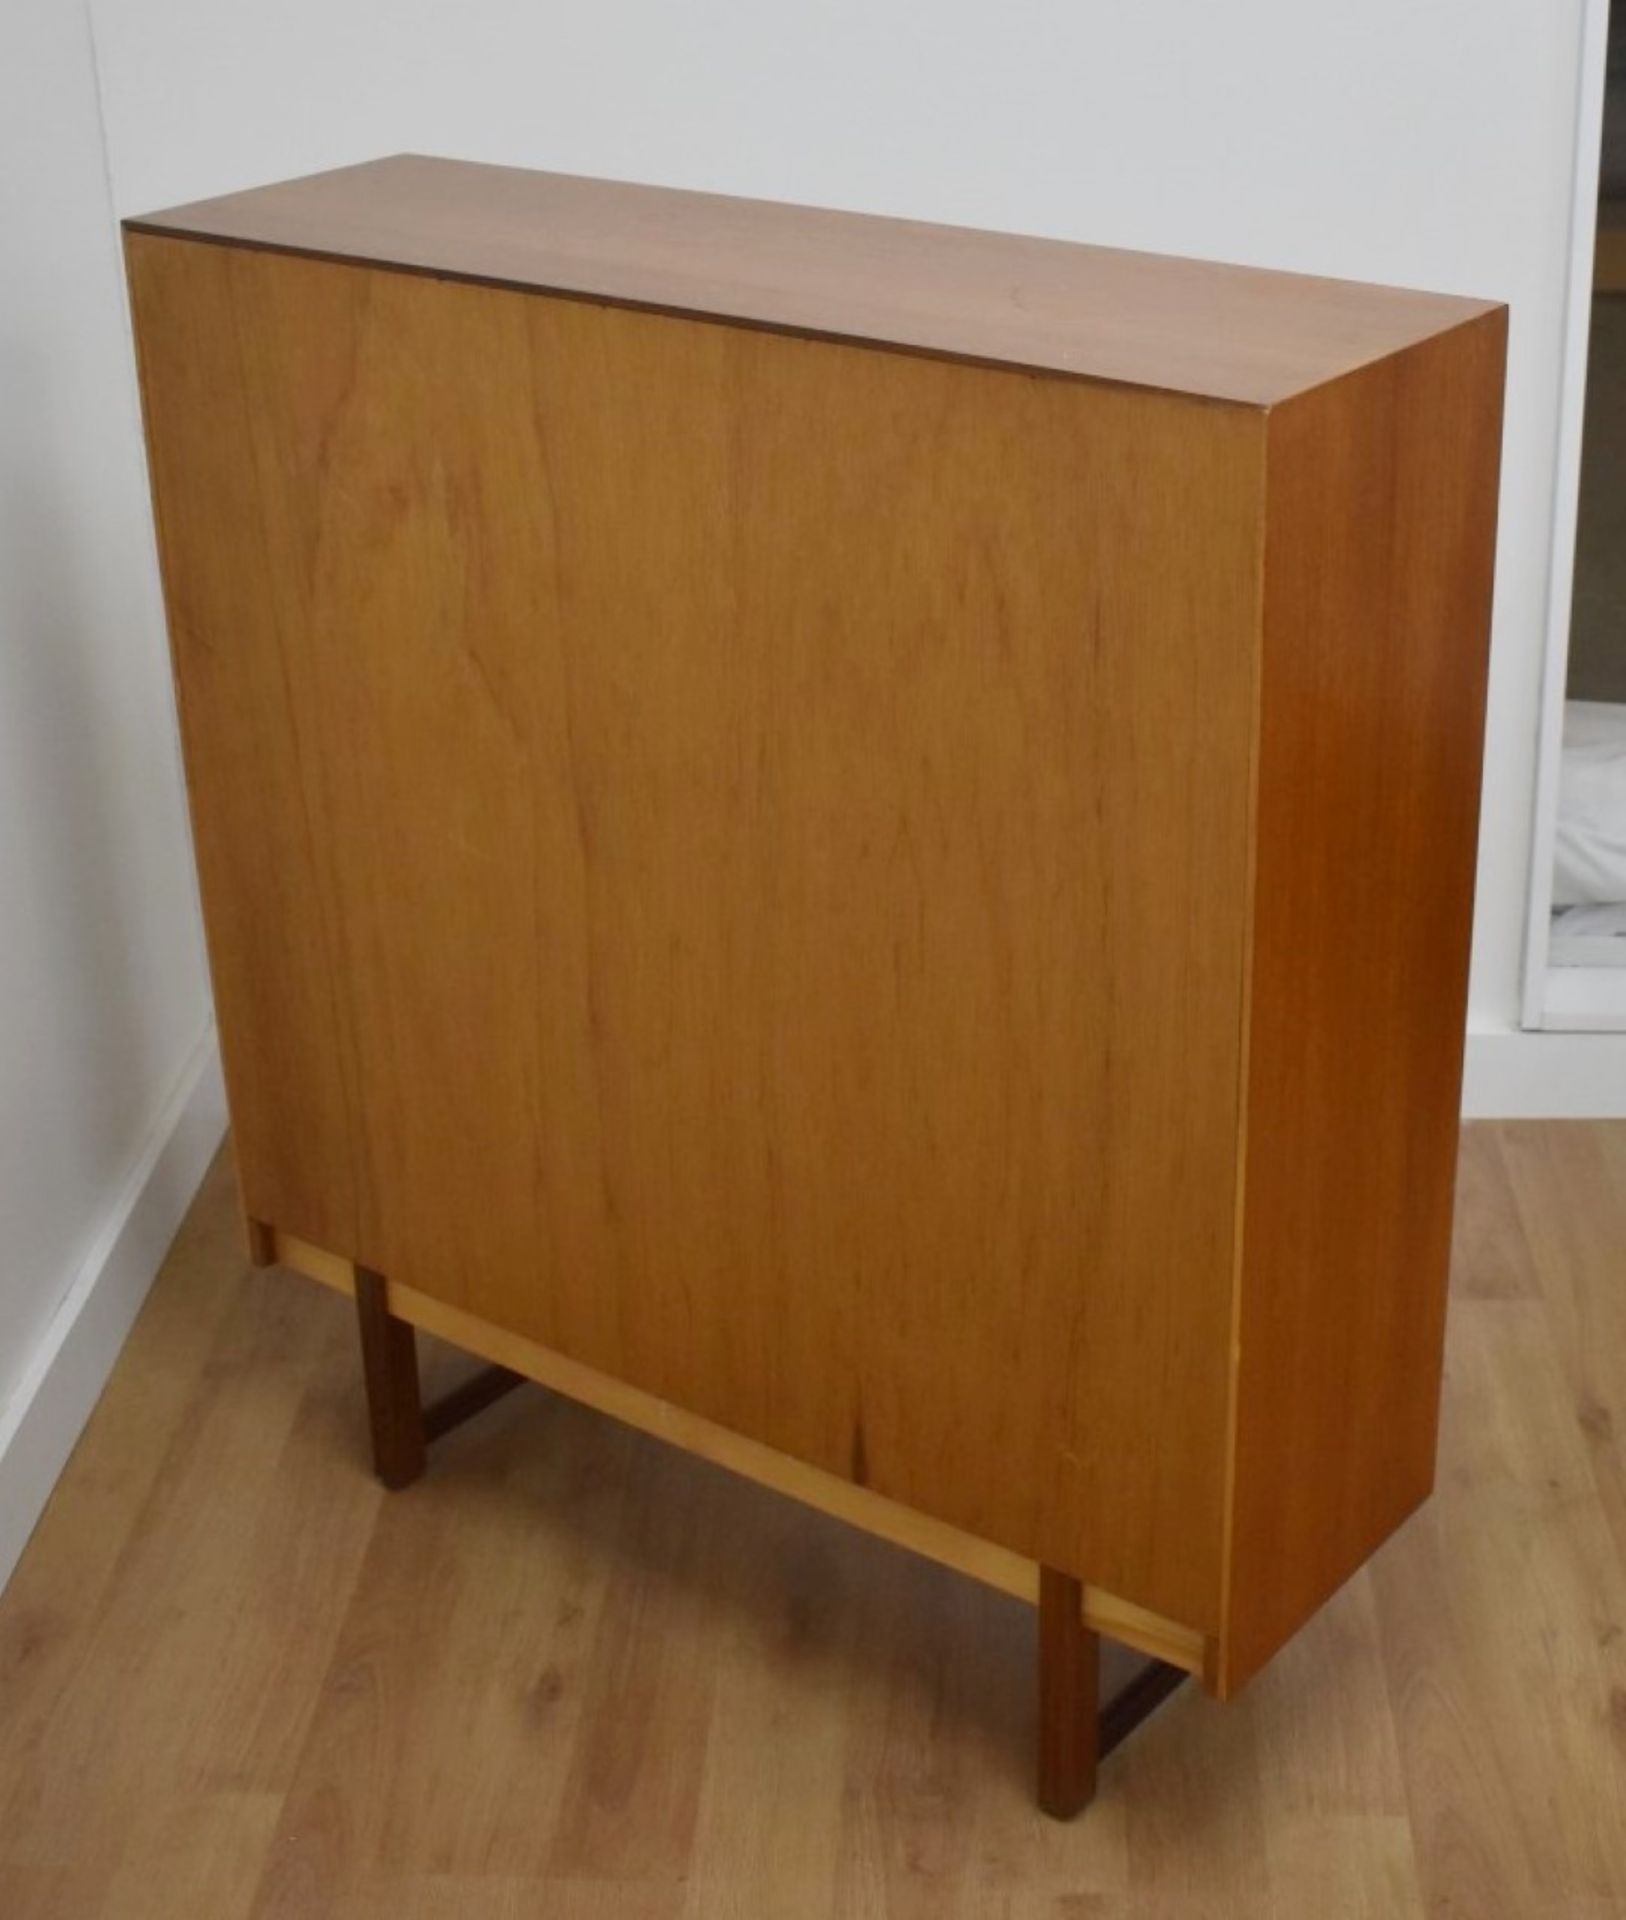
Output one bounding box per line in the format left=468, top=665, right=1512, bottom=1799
left=1038, top=1565, right=1100, bottom=1818
left=352, top=1263, right=526, bottom=1485
left=354, top=1266, right=427, bottom=1490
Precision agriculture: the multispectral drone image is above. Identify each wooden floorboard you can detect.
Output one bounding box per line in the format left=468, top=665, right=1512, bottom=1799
left=2, top=1126, right=1625, bottom=1915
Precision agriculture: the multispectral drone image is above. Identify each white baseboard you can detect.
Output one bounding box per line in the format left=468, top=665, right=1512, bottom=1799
left=0, top=1023, right=227, bottom=1593
left=1463, top=1028, right=1626, bottom=1117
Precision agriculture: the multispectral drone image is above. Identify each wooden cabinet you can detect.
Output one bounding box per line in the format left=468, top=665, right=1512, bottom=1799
left=124, top=156, right=1505, bottom=1813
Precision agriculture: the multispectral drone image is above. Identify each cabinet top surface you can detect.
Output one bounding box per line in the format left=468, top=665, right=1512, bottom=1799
left=125, top=153, right=1499, bottom=407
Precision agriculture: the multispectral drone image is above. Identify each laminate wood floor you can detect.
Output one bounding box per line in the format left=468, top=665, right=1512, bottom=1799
left=3, top=1125, right=1625, bottom=1917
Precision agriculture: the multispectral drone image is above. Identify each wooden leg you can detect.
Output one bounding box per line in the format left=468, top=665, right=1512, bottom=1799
left=354, top=1266, right=427, bottom=1490
left=352, top=1264, right=525, bottom=1486
left=1038, top=1565, right=1100, bottom=1818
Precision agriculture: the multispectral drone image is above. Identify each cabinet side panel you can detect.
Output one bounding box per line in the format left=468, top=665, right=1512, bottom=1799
left=127, top=234, right=1264, bottom=1627
left=125, top=231, right=366, bottom=1254
left=1222, top=312, right=1507, bottom=1691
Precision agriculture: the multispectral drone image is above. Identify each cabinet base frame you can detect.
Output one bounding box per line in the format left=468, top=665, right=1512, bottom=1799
left=254, top=1218, right=1197, bottom=1817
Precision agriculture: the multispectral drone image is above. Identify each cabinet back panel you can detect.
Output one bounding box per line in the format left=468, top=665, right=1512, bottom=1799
left=127, top=234, right=1263, bottom=1626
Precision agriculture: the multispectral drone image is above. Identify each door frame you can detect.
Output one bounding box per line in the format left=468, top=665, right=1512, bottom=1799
left=1521, top=0, right=1617, bottom=1028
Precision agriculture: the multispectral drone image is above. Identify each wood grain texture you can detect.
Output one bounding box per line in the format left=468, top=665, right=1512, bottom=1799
left=3, top=1127, right=1625, bottom=1915
left=125, top=154, right=1498, bottom=406
left=269, top=1225, right=1208, bottom=1674
left=1219, top=308, right=1508, bottom=1692
left=126, top=231, right=1264, bottom=1631
left=125, top=168, right=1507, bottom=1697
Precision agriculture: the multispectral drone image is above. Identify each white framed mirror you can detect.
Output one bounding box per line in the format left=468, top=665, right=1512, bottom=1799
left=1523, top=0, right=1626, bottom=1029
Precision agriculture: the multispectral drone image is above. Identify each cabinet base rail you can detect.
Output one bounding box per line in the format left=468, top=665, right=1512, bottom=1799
left=259, top=1222, right=1197, bottom=1819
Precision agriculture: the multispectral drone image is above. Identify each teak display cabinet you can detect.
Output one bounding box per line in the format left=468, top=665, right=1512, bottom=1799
left=125, top=156, right=1506, bottom=1816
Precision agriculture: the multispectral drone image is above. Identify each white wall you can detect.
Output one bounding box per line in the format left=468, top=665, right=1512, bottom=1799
left=0, top=0, right=222, bottom=1580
